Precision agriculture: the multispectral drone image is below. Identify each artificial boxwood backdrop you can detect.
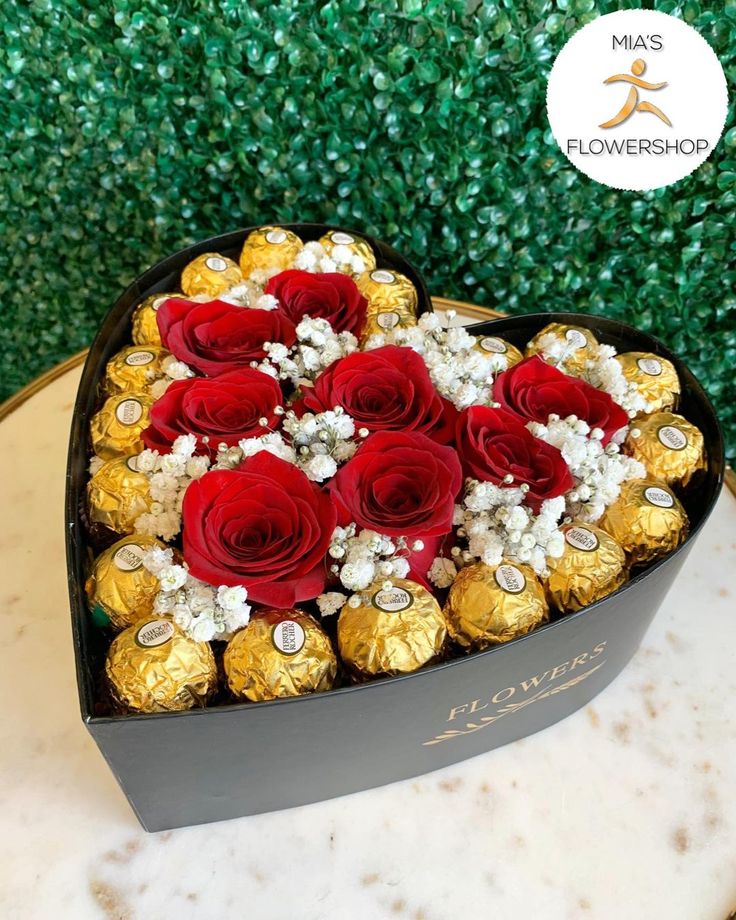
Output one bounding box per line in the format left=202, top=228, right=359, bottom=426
left=2, top=0, right=735, bottom=459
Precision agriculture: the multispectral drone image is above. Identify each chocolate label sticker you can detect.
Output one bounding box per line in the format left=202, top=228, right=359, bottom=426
left=479, top=336, right=508, bottom=355
left=266, top=228, right=287, bottom=244
left=637, top=356, right=662, bottom=376
left=565, top=329, right=588, bottom=350
left=657, top=425, right=687, bottom=450
left=125, top=455, right=140, bottom=472
left=113, top=543, right=145, bottom=572
left=644, top=486, right=675, bottom=508
left=272, top=620, right=305, bottom=656
left=135, top=619, right=174, bottom=648
left=372, top=587, right=413, bottom=613
left=205, top=256, right=227, bottom=272
left=115, top=398, right=143, bottom=426
left=565, top=526, right=599, bottom=552
left=331, top=231, right=355, bottom=245
left=370, top=269, right=395, bottom=284
left=376, top=311, right=400, bottom=329
left=494, top=564, right=526, bottom=594
left=124, top=350, right=154, bottom=367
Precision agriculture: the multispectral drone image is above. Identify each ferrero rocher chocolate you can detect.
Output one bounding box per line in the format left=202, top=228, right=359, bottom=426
left=545, top=523, right=627, bottom=613
left=106, top=618, right=217, bottom=713
left=90, top=393, right=153, bottom=460
left=86, top=535, right=169, bottom=630
left=238, top=226, right=303, bottom=277
left=337, top=578, right=446, bottom=679
left=473, top=335, right=524, bottom=369
left=598, top=480, right=689, bottom=567
left=104, top=345, right=171, bottom=395
left=444, top=562, right=549, bottom=650
left=360, top=309, right=418, bottom=341
left=131, top=292, right=182, bottom=346
left=356, top=268, right=418, bottom=317
left=614, top=352, right=680, bottom=413
left=526, top=322, right=599, bottom=376
left=624, top=412, right=706, bottom=489
left=180, top=252, right=243, bottom=297
left=223, top=608, right=336, bottom=702
left=318, top=229, right=377, bottom=274
left=87, top=455, right=152, bottom=533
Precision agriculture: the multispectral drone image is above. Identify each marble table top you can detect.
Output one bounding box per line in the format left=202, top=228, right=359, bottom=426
left=1, top=324, right=735, bottom=920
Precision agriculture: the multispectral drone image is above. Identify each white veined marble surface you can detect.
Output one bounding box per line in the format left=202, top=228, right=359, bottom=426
left=1, top=358, right=735, bottom=920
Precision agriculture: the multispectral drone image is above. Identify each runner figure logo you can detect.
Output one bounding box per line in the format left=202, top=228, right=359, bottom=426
left=599, top=58, right=671, bottom=129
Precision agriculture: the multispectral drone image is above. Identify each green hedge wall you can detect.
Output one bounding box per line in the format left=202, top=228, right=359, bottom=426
left=2, top=0, right=735, bottom=460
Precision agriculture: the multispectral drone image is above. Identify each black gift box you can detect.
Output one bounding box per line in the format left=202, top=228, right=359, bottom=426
left=66, top=227, right=724, bottom=831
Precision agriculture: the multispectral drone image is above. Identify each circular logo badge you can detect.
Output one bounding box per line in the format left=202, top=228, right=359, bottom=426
left=135, top=619, right=175, bottom=648
left=115, top=398, right=143, bottom=426
left=565, top=328, right=588, bottom=350
left=205, top=256, right=227, bottom=272
left=266, top=229, right=287, bottom=244
left=644, top=485, right=675, bottom=508
left=370, top=269, right=395, bottom=284
left=547, top=10, right=728, bottom=191
left=272, top=620, right=305, bottom=656
left=494, top=564, right=526, bottom=595
left=479, top=336, right=508, bottom=355
left=372, top=586, right=413, bottom=613
left=125, top=455, right=140, bottom=472
left=565, top=526, right=600, bottom=552
left=124, top=350, right=154, bottom=367
left=331, top=231, right=355, bottom=245
left=637, top=356, right=663, bottom=376
left=657, top=425, right=688, bottom=450
left=113, top=543, right=145, bottom=572
left=376, top=311, right=400, bottom=330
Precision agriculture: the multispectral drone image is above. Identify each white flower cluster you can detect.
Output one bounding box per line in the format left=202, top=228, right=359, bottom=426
left=133, top=435, right=210, bottom=541
left=148, top=353, right=195, bottom=400
left=364, top=312, right=500, bottom=409
left=293, top=239, right=366, bottom=276
left=282, top=406, right=358, bottom=481
left=142, top=545, right=251, bottom=642
left=445, top=480, right=567, bottom=580
left=327, top=524, right=416, bottom=592
left=530, top=331, right=594, bottom=372
left=584, top=345, right=651, bottom=417
left=220, top=281, right=279, bottom=310
left=257, top=317, right=358, bottom=386
left=528, top=415, right=646, bottom=522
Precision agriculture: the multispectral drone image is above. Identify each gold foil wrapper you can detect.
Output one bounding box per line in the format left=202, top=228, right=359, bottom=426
left=104, top=345, right=171, bottom=395
left=444, top=562, right=549, bottom=650
left=473, top=335, right=524, bottom=369
left=360, top=309, right=418, bottom=342
left=356, top=268, right=418, bottom=317
left=106, top=619, right=217, bottom=713
left=180, top=252, right=243, bottom=297
left=224, top=608, right=336, bottom=702
left=624, top=411, right=706, bottom=488
left=318, top=229, right=377, bottom=274
left=87, top=455, right=152, bottom=534
left=599, top=479, right=689, bottom=567
left=545, top=523, right=627, bottom=613
left=615, top=352, right=680, bottom=413
left=337, top=578, right=447, bottom=679
left=525, top=322, right=599, bottom=376
left=238, top=226, right=304, bottom=277
left=131, top=292, right=183, bottom=346
left=85, top=535, right=169, bottom=631
left=90, top=393, right=153, bottom=460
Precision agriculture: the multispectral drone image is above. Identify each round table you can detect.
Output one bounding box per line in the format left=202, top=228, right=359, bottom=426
left=2, top=301, right=735, bottom=920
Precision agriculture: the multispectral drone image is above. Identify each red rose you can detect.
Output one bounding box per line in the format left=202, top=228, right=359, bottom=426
left=300, top=345, right=457, bottom=443
left=494, top=356, right=629, bottom=445
left=157, top=298, right=296, bottom=376
left=456, top=406, right=573, bottom=510
left=142, top=368, right=283, bottom=456
left=182, top=454, right=337, bottom=606
left=266, top=269, right=367, bottom=334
